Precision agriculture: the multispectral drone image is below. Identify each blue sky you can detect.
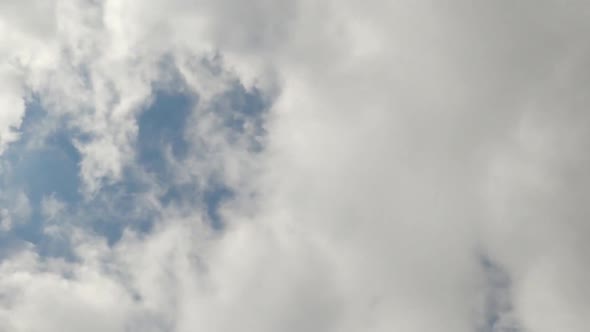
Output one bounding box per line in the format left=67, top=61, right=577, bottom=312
left=0, top=81, right=267, bottom=254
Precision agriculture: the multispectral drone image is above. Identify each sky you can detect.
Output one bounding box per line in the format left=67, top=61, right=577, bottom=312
left=1, top=1, right=590, bottom=331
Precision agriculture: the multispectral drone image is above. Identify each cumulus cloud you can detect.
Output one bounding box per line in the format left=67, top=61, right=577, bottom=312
left=0, top=1, right=590, bottom=332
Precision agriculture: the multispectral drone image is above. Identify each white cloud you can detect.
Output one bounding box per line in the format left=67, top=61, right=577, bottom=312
left=0, top=65, right=26, bottom=154
left=0, top=191, right=31, bottom=232
left=1, top=1, right=590, bottom=332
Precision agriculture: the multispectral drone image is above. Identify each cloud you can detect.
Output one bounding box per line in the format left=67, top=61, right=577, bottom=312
left=0, top=65, right=26, bottom=154
left=0, top=191, right=31, bottom=232
left=1, top=1, right=590, bottom=332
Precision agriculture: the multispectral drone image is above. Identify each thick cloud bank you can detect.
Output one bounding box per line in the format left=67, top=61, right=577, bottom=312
left=1, top=1, right=590, bottom=331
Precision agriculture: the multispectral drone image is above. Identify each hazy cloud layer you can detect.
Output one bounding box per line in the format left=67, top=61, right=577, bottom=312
left=0, top=1, right=590, bottom=331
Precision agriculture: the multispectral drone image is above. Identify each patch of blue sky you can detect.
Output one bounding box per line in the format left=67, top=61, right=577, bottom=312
left=478, top=256, right=521, bottom=332
left=205, top=83, right=268, bottom=228
left=137, top=82, right=268, bottom=229
left=1, top=99, right=81, bottom=246
left=0, top=72, right=269, bottom=258
left=203, top=184, right=234, bottom=229
left=137, top=90, right=193, bottom=178
left=212, top=82, right=267, bottom=152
